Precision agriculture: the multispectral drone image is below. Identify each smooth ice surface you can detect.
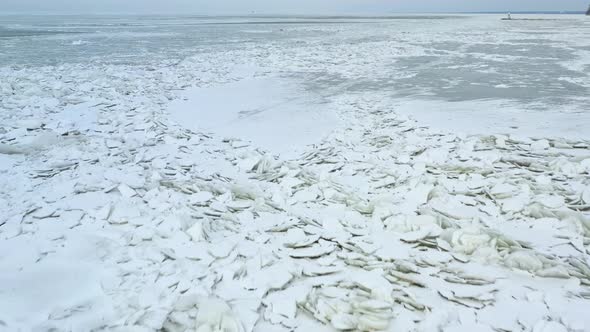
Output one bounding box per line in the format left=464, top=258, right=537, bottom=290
left=169, top=72, right=338, bottom=155
left=394, top=98, right=590, bottom=139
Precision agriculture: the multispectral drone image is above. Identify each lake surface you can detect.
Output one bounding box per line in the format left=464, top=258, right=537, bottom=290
left=1, top=14, right=589, bottom=136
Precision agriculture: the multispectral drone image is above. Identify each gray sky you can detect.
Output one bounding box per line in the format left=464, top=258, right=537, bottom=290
left=1, top=0, right=588, bottom=14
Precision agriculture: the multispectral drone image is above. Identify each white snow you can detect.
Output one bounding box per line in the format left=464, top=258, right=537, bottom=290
left=1, top=13, right=589, bottom=332
left=394, top=98, right=590, bottom=140
left=168, top=74, right=338, bottom=157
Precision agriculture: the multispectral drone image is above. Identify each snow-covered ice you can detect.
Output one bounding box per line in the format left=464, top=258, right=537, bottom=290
left=1, top=14, right=590, bottom=332
left=169, top=71, right=338, bottom=156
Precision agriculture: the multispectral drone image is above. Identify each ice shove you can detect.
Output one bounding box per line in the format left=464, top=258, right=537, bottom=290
left=1, top=15, right=590, bottom=332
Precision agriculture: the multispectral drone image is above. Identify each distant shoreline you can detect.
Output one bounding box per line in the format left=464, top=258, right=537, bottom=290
left=463, top=11, right=585, bottom=14
left=0, top=11, right=587, bottom=17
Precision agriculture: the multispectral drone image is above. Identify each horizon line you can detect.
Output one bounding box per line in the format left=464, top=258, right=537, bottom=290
left=0, top=10, right=586, bottom=16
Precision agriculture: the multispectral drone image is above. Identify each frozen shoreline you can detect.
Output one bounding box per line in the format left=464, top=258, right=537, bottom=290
left=1, top=14, right=590, bottom=332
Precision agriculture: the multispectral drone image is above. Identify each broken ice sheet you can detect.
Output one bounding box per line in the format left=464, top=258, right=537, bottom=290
left=245, top=262, right=296, bottom=294
left=3, top=16, right=590, bottom=332
left=283, top=228, right=320, bottom=248
left=288, top=241, right=336, bottom=259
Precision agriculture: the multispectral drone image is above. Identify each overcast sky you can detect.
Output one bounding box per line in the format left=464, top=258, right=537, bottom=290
left=1, top=0, right=588, bottom=14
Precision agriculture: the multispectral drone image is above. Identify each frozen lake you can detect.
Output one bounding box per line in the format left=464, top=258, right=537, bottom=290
left=1, top=14, right=589, bottom=141
left=2, top=14, right=590, bottom=332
